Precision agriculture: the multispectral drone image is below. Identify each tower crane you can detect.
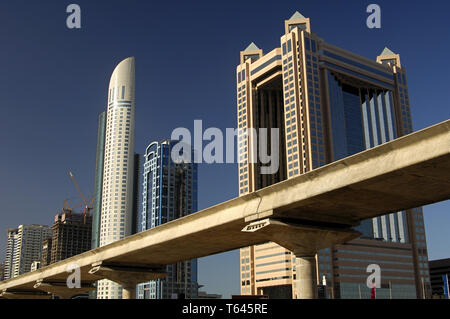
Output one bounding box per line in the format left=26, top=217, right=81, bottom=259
left=68, top=171, right=95, bottom=218
left=61, top=198, right=84, bottom=214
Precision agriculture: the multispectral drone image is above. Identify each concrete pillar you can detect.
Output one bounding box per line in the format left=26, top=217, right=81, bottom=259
left=122, top=286, right=136, bottom=299
left=88, top=262, right=167, bottom=300
left=294, top=254, right=317, bottom=299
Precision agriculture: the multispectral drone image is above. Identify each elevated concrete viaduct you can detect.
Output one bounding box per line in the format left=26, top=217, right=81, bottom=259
left=1, top=119, right=449, bottom=299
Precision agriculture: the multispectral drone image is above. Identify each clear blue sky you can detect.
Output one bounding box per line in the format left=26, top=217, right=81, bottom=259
left=0, top=0, right=449, bottom=298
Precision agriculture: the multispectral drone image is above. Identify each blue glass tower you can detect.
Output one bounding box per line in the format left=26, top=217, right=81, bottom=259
left=137, top=140, right=198, bottom=299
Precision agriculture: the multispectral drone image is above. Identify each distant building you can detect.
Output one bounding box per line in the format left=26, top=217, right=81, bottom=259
left=49, top=211, right=92, bottom=264
left=92, top=111, right=106, bottom=250
left=4, top=225, right=51, bottom=279
left=41, top=237, right=52, bottom=267
left=137, top=140, right=198, bottom=299
left=429, top=258, right=450, bottom=298
left=4, top=228, right=19, bottom=280
left=0, top=262, right=4, bottom=281
left=30, top=261, right=41, bottom=272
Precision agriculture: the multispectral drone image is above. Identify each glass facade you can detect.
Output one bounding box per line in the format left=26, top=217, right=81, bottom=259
left=92, top=111, right=106, bottom=250
left=137, top=140, right=198, bottom=299
left=238, top=12, right=430, bottom=299
left=322, top=64, right=418, bottom=298
left=325, top=70, right=407, bottom=243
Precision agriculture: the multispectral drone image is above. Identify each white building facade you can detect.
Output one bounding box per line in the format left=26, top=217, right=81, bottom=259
left=4, top=225, right=51, bottom=279
left=97, top=57, right=136, bottom=299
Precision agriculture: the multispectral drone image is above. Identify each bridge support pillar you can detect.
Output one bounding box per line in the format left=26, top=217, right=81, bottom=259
left=122, top=285, right=136, bottom=299
left=89, top=262, right=167, bottom=299
left=242, top=218, right=361, bottom=299
left=293, top=253, right=317, bottom=299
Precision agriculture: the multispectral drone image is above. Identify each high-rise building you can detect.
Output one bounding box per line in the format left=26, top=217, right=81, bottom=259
left=0, top=262, right=4, bottom=281
left=237, top=11, right=430, bottom=299
left=92, top=111, right=107, bottom=250
left=137, top=140, right=198, bottom=299
left=95, top=57, right=140, bottom=299
left=49, top=211, right=92, bottom=265
left=4, top=225, right=51, bottom=279
left=40, top=237, right=52, bottom=267
left=4, top=228, right=19, bottom=280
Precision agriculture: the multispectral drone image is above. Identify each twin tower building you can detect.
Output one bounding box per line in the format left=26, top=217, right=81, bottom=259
left=92, top=58, right=198, bottom=299
left=237, top=12, right=430, bottom=299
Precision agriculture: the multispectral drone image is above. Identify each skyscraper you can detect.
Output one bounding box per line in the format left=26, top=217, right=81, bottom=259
left=4, top=228, right=19, bottom=280
left=237, top=12, right=430, bottom=299
left=4, top=225, right=51, bottom=279
left=92, top=111, right=106, bottom=250
left=95, top=57, right=140, bottom=299
left=40, top=237, right=52, bottom=267
left=0, top=262, right=4, bottom=281
left=137, top=140, right=198, bottom=299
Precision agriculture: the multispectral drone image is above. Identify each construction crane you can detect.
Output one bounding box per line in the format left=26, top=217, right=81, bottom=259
left=61, top=198, right=84, bottom=214
left=68, top=171, right=95, bottom=219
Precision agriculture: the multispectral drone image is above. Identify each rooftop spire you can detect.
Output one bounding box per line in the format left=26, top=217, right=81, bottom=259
left=244, top=42, right=260, bottom=52
left=288, top=11, right=306, bottom=20
left=380, top=47, right=396, bottom=56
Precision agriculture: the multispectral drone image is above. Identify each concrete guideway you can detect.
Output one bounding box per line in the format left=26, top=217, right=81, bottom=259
left=0, top=119, right=449, bottom=299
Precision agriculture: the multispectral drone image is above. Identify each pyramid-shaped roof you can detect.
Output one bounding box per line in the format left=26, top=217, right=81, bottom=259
left=288, top=11, right=306, bottom=20
left=380, top=47, right=396, bottom=56
left=244, top=42, right=260, bottom=52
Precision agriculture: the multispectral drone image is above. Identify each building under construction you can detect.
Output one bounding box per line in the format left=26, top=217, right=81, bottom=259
left=42, top=211, right=92, bottom=266
left=41, top=237, right=52, bottom=267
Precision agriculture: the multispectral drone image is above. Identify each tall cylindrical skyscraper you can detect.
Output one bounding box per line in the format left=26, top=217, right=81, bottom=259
left=97, top=57, right=136, bottom=299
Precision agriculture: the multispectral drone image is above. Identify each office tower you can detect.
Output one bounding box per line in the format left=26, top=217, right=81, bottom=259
left=92, top=111, right=107, bottom=250
left=49, top=211, right=92, bottom=264
left=4, top=225, right=51, bottom=279
left=429, top=258, right=450, bottom=298
left=96, top=57, right=139, bottom=299
left=237, top=12, right=430, bottom=299
left=0, top=262, right=4, bottom=281
left=137, top=140, right=198, bottom=299
left=4, top=228, right=19, bottom=280
left=40, top=237, right=52, bottom=267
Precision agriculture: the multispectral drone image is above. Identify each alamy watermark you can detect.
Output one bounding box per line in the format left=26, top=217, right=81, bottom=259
left=170, top=120, right=280, bottom=175
left=66, top=264, right=81, bottom=289
left=366, top=4, right=381, bottom=29
left=66, top=4, right=81, bottom=29
left=366, top=264, right=381, bottom=289
left=65, top=5, right=380, bottom=31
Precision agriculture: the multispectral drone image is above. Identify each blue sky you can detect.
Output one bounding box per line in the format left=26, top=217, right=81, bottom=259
left=0, top=0, right=449, bottom=298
